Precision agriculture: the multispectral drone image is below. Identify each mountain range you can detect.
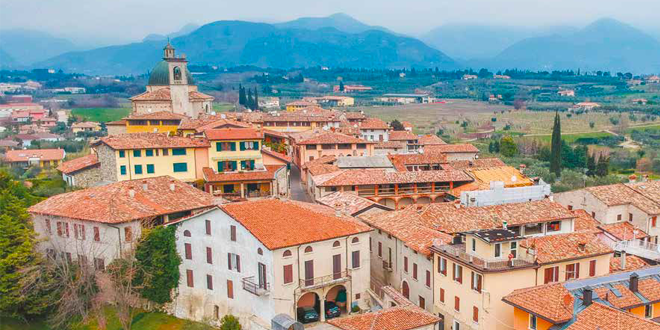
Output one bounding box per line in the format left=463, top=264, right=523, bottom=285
left=2, top=14, right=660, bottom=74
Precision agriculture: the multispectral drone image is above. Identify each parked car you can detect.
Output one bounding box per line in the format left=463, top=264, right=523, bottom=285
left=297, top=306, right=320, bottom=323
left=324, top=301, right=341, bottom=319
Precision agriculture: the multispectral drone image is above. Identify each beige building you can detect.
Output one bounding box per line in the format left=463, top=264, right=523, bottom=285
left=293, top=131, right=375, bottom=168
left=130, top=43, right=213, bottom=119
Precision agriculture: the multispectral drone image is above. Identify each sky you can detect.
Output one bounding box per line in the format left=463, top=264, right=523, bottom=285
left=1, top=0, right=660, bottom=46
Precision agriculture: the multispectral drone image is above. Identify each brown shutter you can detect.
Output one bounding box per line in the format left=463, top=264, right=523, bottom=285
left=305, top=260, right=314, bottom=286
left=230, top=225, right=236, bottom=241
left=404, top=256, right=408, bottom=272
left=378, top=242, right=382, bottom=257
left=227, top=280, right=234, bottom=298
left=236, top=255, right=241, bottom=272
left=228, top=253, right=232, bottom=270
left=65, top=222, right=70, bottom=237
left=440, top=288, right=445, bottom=303
left=45, top=219, right=51, bottom=234
left=419, top=296, right=425, bottom=309
left=352, top=250, right=360, bottom=269
left=185, top=243, right=192, bottom=260
left=457, top=266, right=462, bottom=284
left=544, top=268, right=553, bottom=284
left=575, top=263, right=580, bottom=278
left=284, top=265, right=293, bottom=284
left=207, top=274, right=213, bottom=290
left=81, top=225, right=85, bottom=240
left=125, top=227, right=132, bottom=242
left=413, top=263, right=418, bottom=280
left=426, top=270, right=431, bottom=287
left=473, top=306, right=479, bottom=322
left=205, top=220, right=211, bottom=235
left=74, top=224, right=79, bottom=239
left=94, top=227, right=100, bottom=241
left=206, top=247, right=212, bottom=264
left=186, top=269, right=194, bottom=287
left=589, top=260, right=596, bottom=277
left=455, top=296, right=460, bottom=311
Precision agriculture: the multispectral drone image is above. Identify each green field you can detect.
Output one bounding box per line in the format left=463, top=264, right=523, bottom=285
left=525, top=131, right=615, bottom=144
left=625, top=124, right=660, bottom=134
left=71, top=108, right=131, bottom=123
left=213, top=102, right=236, bottom=113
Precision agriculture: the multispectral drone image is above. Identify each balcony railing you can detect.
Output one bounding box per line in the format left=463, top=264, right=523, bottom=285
left=242, top=276, right=270, bottom=296
left=613, top=239, right=660, bottom=261
left=383, top=260, right=393, bottom=272
left=437, top=244, right=535, bottom=271
left=357, top=185, right=449, bottom=197
left=300, top=270, right=351, bottom=290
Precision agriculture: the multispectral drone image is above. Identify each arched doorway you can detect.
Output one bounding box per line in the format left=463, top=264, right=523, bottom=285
left=325, top=285, right=348, bottom=319
left=297, top=292, right=320, bottom=323
left=402, top=281, right=410, bottom=299
left=416, top=196, right=431, bottom=204
left=379, top=198, right=396, bottom=209
left=399, top=197, right=414, bottom=207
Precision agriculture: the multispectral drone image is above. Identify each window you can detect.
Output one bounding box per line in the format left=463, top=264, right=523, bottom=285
left=333, top=241, right=341, bottom=248
left=529, top=314, right=537, bottom=330
left=65, top=223, right=70, bottom=237
left=74, top=224, right=85, bottom=240
left=404, top=256, right=408, bottom=273
left=419, top=296, right=426, bottom=309
left=283, top=250, right=292, bottom=258
left=473, top=306, right=479, bottom=323
left=524, top=223, right=543, bottom=235
left=185, top=243, right=192, bottom=260
left=547, top=221, right=562, bottom=233
left=146, top=164, right=155, bottom=174
left=228, top=253, right=241, bottom=272
left=653, top=216, right=658, bottom=228
left=567, top=205, right=573, bottom=210
left=257, top=248, right=263, bottom=255
left=454, top=296, right=460, bottom=311
left=133, top=150, right=141, bottom=157
left=511, top=241, right=518, bottom=258
left=453, top=320, right=460, bottom=330
left=163, top=149, right=169, bottom=156
left=617, top=214, right=622, bottom=221
left=413, top=263, right=418, bottom=280
left=134, top=165, right=143, bottom=174
left=565, top=263, right=580, bottom=280
left=45, top=219, right=51, bottom=234
left=591, top=211, right=596, bottom=218
left=471, top=272, right=482, bottom=293
left=352, top=237, right=360, bottom=244
left=172, top=148, right=186, bottom=156
left=57, top=222, right=63, bottom=236
left=206, top=275, right=213, bottom=290
left=589, top=260, right=597, bottom=277
left=206, top=247, right=213, bottom=264
left=352, top=251, right=360, bottom=268
left=230, top=225, right=236, bottom=241
left=439, top=288, right=445, bottom=303
left=186, top=269, right=194, bottom=287
left=124, top=227, right=132, bottom=242
left=119, top=150, right=125, bottom=158
left=120, top=165, right=127, bottom=175
left=471, top=238, right=476, bottom=252
left=283, top=265, right=293, bottom=284
left=173, top=163, right=188, bottom=172
left=227, top=280, right=234, bottom=298
left=453, top=264, right=463, bottom=283
left=544, top=266, right=559, bottom=284
left=645, top=304, right=653, bottom=318
left=378, top=242, right=382, bottom=258
left=205, top=220, right=211, bottom=235
left=438, top=257, right=447, bottom=275
left=94, top=258, right=105, bottom=271
left=425, top=270, right=431, bottom=287
left=494, top=243, right=501, bottom=258
left=629, top=213, right=634, bottom=222
left=94, top=227, right=100, bottom=241
left=214, top=305, right=219, bottom=320
left=145, top=149, right=154, bottom=157
left=183, top=230, right=191, bottom=237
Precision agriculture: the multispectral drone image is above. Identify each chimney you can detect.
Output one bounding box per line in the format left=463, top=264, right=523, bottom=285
left=620, top=252, right=627, bottom=270
left=169, top=181, right=176, bottom=192
left=142, top=180, right=148, bottom=191
left=583, top=286, right=593, bottom=307
left=629, top=174, right=637, bottom=183
left=630, top=273, right=639, bottom=292
left=128, top=188, right=135, bottom=198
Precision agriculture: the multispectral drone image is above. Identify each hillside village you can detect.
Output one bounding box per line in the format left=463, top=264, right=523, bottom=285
left=1, top=42, right=660, bottom=330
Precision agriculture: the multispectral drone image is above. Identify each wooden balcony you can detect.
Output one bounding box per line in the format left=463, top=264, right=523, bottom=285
left=356, top=183, right=450, bottom=197
left=242, top=276, right=270, bottom=296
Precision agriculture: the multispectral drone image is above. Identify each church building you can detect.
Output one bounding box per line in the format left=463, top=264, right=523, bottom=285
left=130, top=42, right=214, bottom=119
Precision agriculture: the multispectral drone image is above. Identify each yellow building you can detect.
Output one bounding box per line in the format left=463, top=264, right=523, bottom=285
left=4, top=149, right=65, bottom=168
left=285, top=100, right=316, bottom=112
left=71, top=121, right=101, bottom=134
left=124, top=111, right=187, bottom=134
left=92, top=133, right=210, bottom=183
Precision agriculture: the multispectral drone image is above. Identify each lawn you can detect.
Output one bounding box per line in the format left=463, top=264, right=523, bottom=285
left=527, top=131, right=616, bottom=144
left=213, top=102, right=236, bottom=113
left=71, top=108, right=131, bottom=123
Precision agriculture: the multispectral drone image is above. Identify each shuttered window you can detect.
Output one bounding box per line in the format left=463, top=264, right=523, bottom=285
left=473, top=306, right=479, bottom=323
left=352, top=251, right=360, bottom=268
left=454, top=296, right=460, bottom=311
left=283, top=265, right=293, bottom=284
left=206, top=275, right=213, bottom=290
left=185, top=243, right=192, bottom=260
left=186, top=269, right=194, bottom=288
left=589, top=260, right=597, bottom=277
left=227, top=280, right=234, bottom=298
left=206, top=247, right=213, bottom=264
left=205, top=220, right=211, bottom=235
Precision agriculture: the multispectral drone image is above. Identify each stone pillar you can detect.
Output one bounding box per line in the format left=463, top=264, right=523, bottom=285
left=240, top=183, right=245, bottom=198
left=320, top=298, right=326, bottom=322
left=269, top=181, right=273, bottom=196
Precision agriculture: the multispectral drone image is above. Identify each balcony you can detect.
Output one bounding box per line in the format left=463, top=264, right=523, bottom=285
left=436, top=244, right=536, bottom=271
left=242, top=276, right=270, bottom=296
left=356, top=184, right=450, bottom=197
left=383, top=260, right=393, bottom=272
left=300, top=270, right=351, bottom=290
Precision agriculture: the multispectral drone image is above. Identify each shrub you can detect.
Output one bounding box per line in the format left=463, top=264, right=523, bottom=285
left=220, top=315, right=241, bottom=330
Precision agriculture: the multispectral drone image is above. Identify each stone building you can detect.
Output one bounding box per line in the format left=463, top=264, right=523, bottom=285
left=57, top=154, right=102, bottom=188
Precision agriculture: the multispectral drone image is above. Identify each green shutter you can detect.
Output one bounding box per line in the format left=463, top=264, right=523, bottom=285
left=147, top=164, right=155, bottom=174
left=240, top=142, right=245, bottom=151
left=218, top=161, right=224, bottom=172
left=216, top=142, right=222, bottom=152
left=241, top=161, right=246, bottom=170
left=253, top=141, right=259, bottom=150
left=231, top=161, right=237, bottom=171
left=230, top=142, right=236, bottom=151
left=250, top=160, right=255, bottom=169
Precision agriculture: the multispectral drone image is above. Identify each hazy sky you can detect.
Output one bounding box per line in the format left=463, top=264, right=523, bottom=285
left=2, top=0, right=660, bottom=45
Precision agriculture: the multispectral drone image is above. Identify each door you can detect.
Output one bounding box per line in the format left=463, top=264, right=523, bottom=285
left=333, top=254, right=341, bottom=280
left=305, top=260, right=314, bottom=286
left=258, top=262, right=267, bottom=289
left=402, top=281, right=410, bottom=299
left=388, top=248, right=392, bottom=267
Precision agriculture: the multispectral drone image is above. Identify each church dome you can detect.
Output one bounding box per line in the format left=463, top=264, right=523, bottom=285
left=147, top=60, right=194, bottom=86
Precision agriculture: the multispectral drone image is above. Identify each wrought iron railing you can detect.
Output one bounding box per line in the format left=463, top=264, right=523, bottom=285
left=242, top=276, right=270, bottom=296
left=300, top=270, right=351, bottom=289
left=437, top=244, right=535, bottom=271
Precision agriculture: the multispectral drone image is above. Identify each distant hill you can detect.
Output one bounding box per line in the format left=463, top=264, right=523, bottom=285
left=37, top=19, right=458, bottom=75
left=489, top=18, right=660, bottom=73
left=0, top=29, right=78, bottom=65
left=0, top=47, right=18, bottom=68
left=143, top=23, right=200, bottom=42
left=275, top=13, right=392, bottom=34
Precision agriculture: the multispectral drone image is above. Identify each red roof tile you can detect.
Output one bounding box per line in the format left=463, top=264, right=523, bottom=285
left=328, top=302, right=439, bottom=330
left=610, top=255, right=650, bottom=273
left=388, top=130, right=417, bottom=141
left=359, top=118, right=390, bottom=130
left=203, top=128, right=263, bottom=140
left=95, top=133, right=209, bottom=150
left=503, top=283, right=574, bottom=323
left=297, top=132, right=371, bottom=145
left=521, top=232, right=613, bottom=264
left=586, top=183, right=660, bottom=215
left=314, top=169, right=472, bottom=187
left=424, top=143, right=479, bottom=153
left=202, top=165, right=284, bottom=183
left=599, top=222, right=649, bottom=241
left=572, top=209, right=602, bottom=233
left=57, top=154, right=99, bottom=174
left=260, top=149, right=292, bottom=163
left=125, top=111, right=188, bottom=120
left=418, top=134, right=446, bottom=145
left=317, top=191, right=392, bottom=216
left=566, top=303, right=660, bottom=330
left=4, top=149, right=65, bottom=162
left=445, top=158, right=506, bottom=170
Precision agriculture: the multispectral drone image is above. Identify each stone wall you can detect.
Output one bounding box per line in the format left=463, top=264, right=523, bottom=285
left=95, top=144, right=118, bottom=182
left=71, top=165, right=103, bottom=188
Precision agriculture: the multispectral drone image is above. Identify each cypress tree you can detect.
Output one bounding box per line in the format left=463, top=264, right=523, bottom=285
left=596, top=156, right=609, bottom=177
left=586, top=153, right=596, bottom=176
left=339, top=81, right=345, bottom=92
left=253, top=88, right=259, bottom=111
left=550, top=111, right=562, bottom=176
left=246, top=88, right=255, bottom=110
left=238, top=85, right=246, bottom=106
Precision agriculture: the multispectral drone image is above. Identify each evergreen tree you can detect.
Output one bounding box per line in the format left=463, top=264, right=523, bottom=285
left=339, top=81, right=345, bottom=92
left=596, top=157, right=609, bottom=177
left=499, top=136, right=518, bottom=157
left=134, top=226, right=181, bottom=304
left=550, top=111, right=562, bottom=176
left=253, top=87, right=259, bottom=111
left=238, top=85, right=246, bottom=106
left=586, top=154, right=596, bottom=176
left=246, top=89, right=255, bottom=110
left=390, top=119, right=405, bottom=131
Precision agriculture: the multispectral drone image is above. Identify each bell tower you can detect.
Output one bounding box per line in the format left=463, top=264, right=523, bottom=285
left=163, top=40, right=175, bottom=59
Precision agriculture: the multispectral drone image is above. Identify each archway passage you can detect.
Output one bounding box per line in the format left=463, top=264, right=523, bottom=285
left=325, top=285, right=348, bottom=319
left=297, top=292, right=320, bottom=324
left=402, top=281, right=410, bottom=299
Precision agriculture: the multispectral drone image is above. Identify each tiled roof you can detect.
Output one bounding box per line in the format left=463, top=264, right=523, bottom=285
left=424, top=143, right=479, bottom=153
left=626, top=181, right=660, bottom=205
left=521, top=232, right=613, bottom=264
left=301, top=155, right=337, bottom=170
left=314, top=169, right=473, bottom=187
left=203, top=128, right=263, bottom=140
left=296, top=132, right=370, bottom=145
left=307, top=164, right=340, bottom=176
left=188, top=90, right=214, bottom=100
left=359, top=118, right=390, bottom=130
left=343, top=112, right=366, bottom=120
left=572, top=209, right=601, bottom=233
left=402, top=121, right=413, bottom=128
left=260, top=149, right=292, bottom=163
left=178, top=115, right=252, bottom=132
left=610, top=255, right=649, bottom=273
left=599, top=222, right=649, bottom=241
left=4, top=149, right=65, bottom=162
left=374, top=140, right=405, bottom=149
left=219, top=199, right=371, bottom=250
left=327, top=299, right=439, bottom=330
left=417, top=134, right=446, bottom=145
left=593, top=283, right=644, bottom=309
left=566, top=303, right=660, bottom=330
left=202, top=165, right=283, bottom=183
left=503, top=283, right=574, bottom=323
left=56, top=154, right=99, bottom=174
left=470, top=166, right=533, bottom=187
left=0, top=139, right=20, bottom=148
left=71, top=122, right=99, bottom=128
left=317, top=191, right=392, bottom=216
left=586, top=183, right=660, bottom=215
left=445, top=158, right=506, bottom=170
left=388, top=130, right=417, bottom=141
left=130, top=88, right=172, bottom=101
left=95, top=133, right=209, bottom=150
left=106, top=119, right=127, bottom=126
left=387, top=152, right=447, bottom=171
left=125, top=111, right=188, bottom=120
left=28, top=176, right=214, bottom=223
left=262, top=129, right=289, bottom=139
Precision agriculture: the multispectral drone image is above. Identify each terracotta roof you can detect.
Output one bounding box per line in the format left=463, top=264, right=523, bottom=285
left=28, top=176, right=214, bottom=224
left=572, top=209, right=601, bottom=233
left=402, top=121, right=413, bottom=128
left=308, top=164, right=341, bottom=176
left=202, top=165, right=283, bottom=183
left=301, top=155, right=337, bottom=170
left=317, top=191, right=393, bottom=216
left=374, top=140, right=405, bottom=149
left=388, top=152, right=448, bottom=171
left=188, top=90, right=214, bottom=100
left=521, top=232, right=613, bottom=264
left=314, top=169, right=473, bottom=187
left=418, top=134, right=446, bottom=145
left=71, top=122, right=99, bottom=129
left=262, top=129, right=289, bottom=139
left=260, top=149, right=292, bottom=163
left=343, top=112, right=366, bottom=120
left=203, top=128, right=262, bottom=140
left=130, top=88, right=213, bottom=102
left=586, top=183, right=660, bottom=215
left=593, top=283, right=644, bottom=309
left=57, top=154, right=99, bottom=174
left=359, top=118, right=389, bottom=130
left=469, top=166, right=533, bottom=187
left=424, top=143, right=479, bottom=153
left=178, top=115, right=252, bottom=132
left=566, top=303, right=660, bottom=330
left=95, top=133, right=209, bottom=150
left=610, top=255, right=649, bottom=273
left=503, top=283, right=574, bottom=323
left=4, top=149, right=65, bottom=162
left=599, top=222, right=649, bottom=241
left=388, top=130, right=417, bottom=141
left=0, top=139, right=20, bottom=148
left=219, top=199, right=372, bottom=250
left=626, top=181, right=660, bottom=205
left=297, top=132, right=371, bottom=145
left=125, top=111, right=188, bottom=120
left=106, top=120, right=127, bottom=126
left=445, top=158, right=506, bottom=170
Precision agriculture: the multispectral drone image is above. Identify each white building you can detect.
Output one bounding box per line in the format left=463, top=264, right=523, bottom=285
left=359, top=118, right=390, bottom=142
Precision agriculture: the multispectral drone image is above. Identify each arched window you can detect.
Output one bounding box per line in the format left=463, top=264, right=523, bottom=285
left=257, top=248, right=263, bottom=255
left=283, top=250, right=292, bottom=257
left=304, top=246, right=313, bottom=253
left=333, top=241, right=341, bottom=248
left=173, top=66, right=182, bottom=81
left=351, top=237, right=360, bottom=244
left=183, top=230, right=191, bottom=237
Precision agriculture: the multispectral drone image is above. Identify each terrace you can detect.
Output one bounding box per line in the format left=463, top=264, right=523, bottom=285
left=435, top=243, right=536, bottom=272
